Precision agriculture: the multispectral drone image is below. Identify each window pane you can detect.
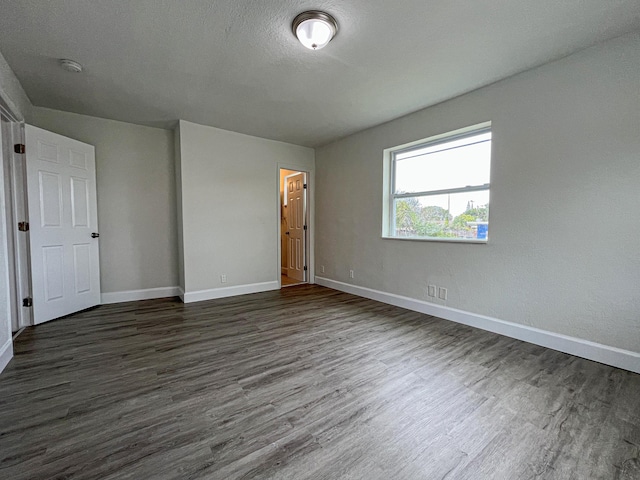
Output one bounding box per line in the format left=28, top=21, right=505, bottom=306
left=394, top=190, right=489, bottom=240
left=394, top=132, right=491, bottom=194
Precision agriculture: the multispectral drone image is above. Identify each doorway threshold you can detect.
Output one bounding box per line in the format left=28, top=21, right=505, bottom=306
left=281, top=275, right=305, bottom=287
left=12, top=327, right=26, bottom=341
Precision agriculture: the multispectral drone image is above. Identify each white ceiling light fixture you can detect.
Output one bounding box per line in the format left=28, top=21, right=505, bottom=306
left=59, top=58, right=83, bottom=73
left=292, top=11, right=338, bottom=50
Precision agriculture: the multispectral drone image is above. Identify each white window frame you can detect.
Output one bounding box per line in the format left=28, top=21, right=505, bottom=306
left=382, top=121, right=492, bottom=243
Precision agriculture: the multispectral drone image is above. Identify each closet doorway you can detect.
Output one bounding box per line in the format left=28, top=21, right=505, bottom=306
left=279, top=168, right=308, bottom=287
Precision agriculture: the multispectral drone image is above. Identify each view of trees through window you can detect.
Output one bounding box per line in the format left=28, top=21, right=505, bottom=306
left=389, top=127, right=491, bottom=241
left=395, top=197, right=489, bottom=239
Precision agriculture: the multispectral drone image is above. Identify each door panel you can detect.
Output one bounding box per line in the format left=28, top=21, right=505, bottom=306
left=42, top=245, right=64, bottom=301
left=69, top=149, right=87, bottom=169
left=73, top=243, right=92, bottom=293
left=39, top=171, right=62, bottom=226
left=70, top=177, right=89, bottom=227
left=26, top=124, right=100, bottom=324
left=37, top=139, right=59, bottom=163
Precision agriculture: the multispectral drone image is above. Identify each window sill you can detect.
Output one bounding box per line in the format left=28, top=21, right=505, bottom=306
left=381, top=235, right=488, bottom=244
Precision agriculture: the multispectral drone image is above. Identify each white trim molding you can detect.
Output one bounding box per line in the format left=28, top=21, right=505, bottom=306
left=0, top=339, right=13, bottom=374
left=315, top=277, right=640, bottom=375
left=101, top=286, right=181, bottom=304
left=182, top=281, right=280, bottom=304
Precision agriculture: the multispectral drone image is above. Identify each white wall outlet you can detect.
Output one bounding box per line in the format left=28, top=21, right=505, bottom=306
left=349, top=269, right=354, bottom=279
left=321, top=265, right=325, bottom=273
left=427, top=285, right=437, bottom=297
left=220, top=274, right=227, bottom=283
left=438, top=287, right=447, bottom=300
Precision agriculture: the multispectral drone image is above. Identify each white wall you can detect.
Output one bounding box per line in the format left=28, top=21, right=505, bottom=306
left=176, top=120, right=314, bottom=300
left=0, top=50, right=31, bottom=122
left=315, top=33, right=640, bottom=355
left=32, top=108, right=178, bottom=297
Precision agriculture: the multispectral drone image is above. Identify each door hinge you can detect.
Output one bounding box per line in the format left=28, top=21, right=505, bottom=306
left=303, top=183, right=307, bottom=189
left=23, top=297, right=32, bottom=307
left=18, top=221, right=29, bottom=232
left=14, top=144, right=25, bottom=154
left=303, top=225, right=307, bottom=231
left=304, top=266, right=308, bottom=271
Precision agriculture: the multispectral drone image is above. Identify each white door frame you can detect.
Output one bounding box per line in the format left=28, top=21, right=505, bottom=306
left=277, top=164, right=314, bottom=288
left=0, top=101, right=32, bottom=332
left=0, top=99, right=33, bottom=331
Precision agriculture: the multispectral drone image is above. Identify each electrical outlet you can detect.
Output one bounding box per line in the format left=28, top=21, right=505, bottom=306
left=220, top=274, right=227, bottom=283
left=427, top=285, right=436, bottom=297
left=438, top=287, right=447, bottom=300
left=349, top=270, right=354, bottom=279
left=321, top=265, right=325, bottom=273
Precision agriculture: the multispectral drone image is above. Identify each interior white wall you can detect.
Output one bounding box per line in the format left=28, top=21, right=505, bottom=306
left=0, top=50, right=31, bottom=122
left=31, top=107, right=178, bottom=295
left=315, top=32, right=640, bottom=354
left=176, top=120, right=314, bottom=299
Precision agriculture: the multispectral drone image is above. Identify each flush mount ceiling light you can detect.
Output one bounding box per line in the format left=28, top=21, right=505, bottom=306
left=59, top=59, right=83, bottom=73
left=292, top=11, right=338, bottom=50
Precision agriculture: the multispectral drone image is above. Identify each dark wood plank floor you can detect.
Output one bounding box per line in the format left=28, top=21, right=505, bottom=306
left=1, top=285, right=639, bottom=480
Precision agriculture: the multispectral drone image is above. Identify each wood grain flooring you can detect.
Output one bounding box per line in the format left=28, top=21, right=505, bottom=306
left=0, top=285, right=639, bottom=480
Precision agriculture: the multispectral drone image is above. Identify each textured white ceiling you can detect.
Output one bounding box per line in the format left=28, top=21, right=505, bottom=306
left=0, top=0, right=638, bottom=146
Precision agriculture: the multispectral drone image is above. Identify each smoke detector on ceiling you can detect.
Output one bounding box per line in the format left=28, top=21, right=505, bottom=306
left=59, top=59, right=83, bottom=73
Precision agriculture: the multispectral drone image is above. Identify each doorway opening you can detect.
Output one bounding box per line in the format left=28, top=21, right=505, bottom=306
left=279, top=168, right=308, bottom=288
left=1, top=118, right=101, bottom=332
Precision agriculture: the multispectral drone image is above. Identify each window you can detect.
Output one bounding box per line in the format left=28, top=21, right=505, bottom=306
left=383, top=123, right=492, bottom=242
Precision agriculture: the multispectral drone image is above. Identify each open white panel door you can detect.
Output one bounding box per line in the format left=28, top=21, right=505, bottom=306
left=25, top=125, right=100, bottom=324
left=285, top=172, right=306, bottom=282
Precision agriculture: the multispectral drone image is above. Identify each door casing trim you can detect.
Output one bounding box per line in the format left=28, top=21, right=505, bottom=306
left=0, top=103, right=32, bottom=332
left=277, top=164, right=314, bottom=288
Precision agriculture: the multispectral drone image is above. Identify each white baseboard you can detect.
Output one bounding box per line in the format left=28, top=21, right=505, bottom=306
left=0, top=339, right=13, bottom=374
left=101, top=286, right=181, bottom=304
left=315, top=277, right=640, bottom=374
left=182, top=281, right=280, bottom=304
